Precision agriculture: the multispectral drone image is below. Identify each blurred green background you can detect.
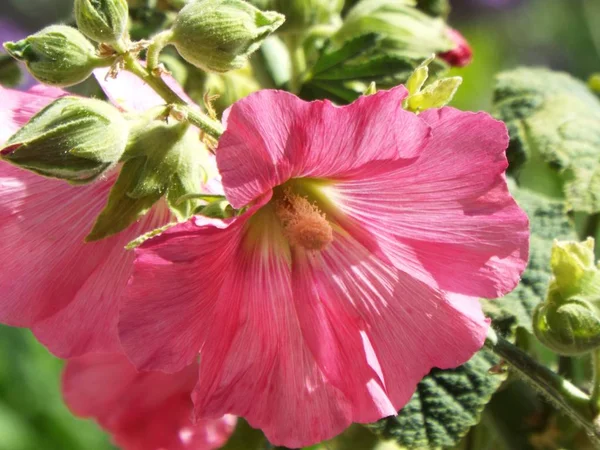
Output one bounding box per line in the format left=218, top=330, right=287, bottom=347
left=0, top=0, right=598, bottom=449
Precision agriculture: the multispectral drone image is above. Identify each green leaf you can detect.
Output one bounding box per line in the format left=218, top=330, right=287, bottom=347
left=310, top=33, right=381, bottom=76
left=368, top=349, right=506, bottom=449
left=87, top=119, right=209, bottom=241
left=494, top=67, right=600, bottom=212
left=415, top=0, right=450, bottom=17
left=482, top=182, right=578, bottom=333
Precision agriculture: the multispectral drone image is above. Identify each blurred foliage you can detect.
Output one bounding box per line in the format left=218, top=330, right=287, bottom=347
left=0, top=325, right=115, bottom=450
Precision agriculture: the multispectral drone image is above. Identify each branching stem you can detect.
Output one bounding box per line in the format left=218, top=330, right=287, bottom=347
left=121, top=51, right=224, bottom=139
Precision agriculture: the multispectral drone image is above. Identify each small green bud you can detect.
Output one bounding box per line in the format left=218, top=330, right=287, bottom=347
left=533, top=239, right=600, bottom=355
left=1, top=97, right=129, bottom=183
left=4, top=25, right=101, bottom=87
left=74, top=0, right=129, bottom=44
left=169, top=0, right=285, bottom=73
left=272, top=0, right=344, bottom=33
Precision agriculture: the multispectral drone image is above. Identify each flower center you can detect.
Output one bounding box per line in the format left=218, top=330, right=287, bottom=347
left=274, top=188, right=333, bottom=251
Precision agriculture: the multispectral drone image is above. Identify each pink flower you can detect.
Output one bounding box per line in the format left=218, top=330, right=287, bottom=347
left=121, top=87, right=529, bottom=447
left=439, top=28, right=473, bottom=67
left=0, top=73, right=216, bottom=358
left=63, top=353, right=236, bottom=450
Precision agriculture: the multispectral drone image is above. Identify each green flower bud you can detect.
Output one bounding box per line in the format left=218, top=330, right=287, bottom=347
left=169, top=0, right=285, bottom=73
left=272, top=0, right=344, bottom=33
left=4, top=25, right=102, bottom=87
left=1, top=97, right=129, bottom=183
left=533, top=239, right=600, bottom=355
left=74, top=0, right=129, bottom=44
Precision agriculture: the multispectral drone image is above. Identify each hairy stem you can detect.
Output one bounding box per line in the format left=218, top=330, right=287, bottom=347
left=485, top=328, right=600, bottom=446
left=121, top=52, right=224, bottom=139
left=146, top=30, right=174, bottom=72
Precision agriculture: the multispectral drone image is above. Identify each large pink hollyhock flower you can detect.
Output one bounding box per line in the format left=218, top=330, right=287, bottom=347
left=0, top=72, right=214, bottom=358
left=121, top=87, right=529, bottom=447
left=63, top=353, right=236, bottom=450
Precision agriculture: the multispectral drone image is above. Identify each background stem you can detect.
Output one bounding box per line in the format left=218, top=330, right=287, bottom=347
left=485, top=328, right=600, bottom=446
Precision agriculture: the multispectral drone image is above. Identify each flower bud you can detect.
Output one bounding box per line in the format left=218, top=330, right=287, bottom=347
left=272, top=0, right=343, bottom=33
left=3, top=25, right=101, bottom=87
left=169, top=0, right=285, bottom=73
left=438, top=28, right=473, bottom=68
left=533, top=239, right=600, bottom=355
left=1, top=97, right=129, bottom=183
left=74, top=0, right=129, bottom=44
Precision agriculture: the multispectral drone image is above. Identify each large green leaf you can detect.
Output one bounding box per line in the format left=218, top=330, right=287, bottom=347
left=494, top=67, right=600, bottom=213
left=368, top=349, right=506, bottom=449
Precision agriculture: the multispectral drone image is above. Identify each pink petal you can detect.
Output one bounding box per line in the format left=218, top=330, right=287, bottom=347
left=0, top=162, right=170, bottom=356
left=0, top=86, right=67, bottom=142
left=123, top=214, right=488, bottom=447
left=439, top=28, right=473, bottom=68
left=63, top=353, right=236, bottom=450
left=217, top=87, right=431, bottom=208
left=291, top=229, right=488, bottom=421
left=329, top=107, right=529, bottom=298
left=94, top=67, right=193, bottom=112
left=122, top=209, right=353, bottom=447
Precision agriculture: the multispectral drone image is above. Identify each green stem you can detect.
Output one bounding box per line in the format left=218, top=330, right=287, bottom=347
left=122, top=53, right=224, bottom=139
left=485, top=328, right=600, bottom=445
left=284, top=34, right=307, bottom=94
left=146, top=30, right=174, bottom=72
left=591, top=349, right=600, bottom=414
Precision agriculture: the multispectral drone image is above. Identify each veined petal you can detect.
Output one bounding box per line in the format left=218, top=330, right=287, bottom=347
left=291, top=229, right=488, bottom=423
left=0, top=162, right=170, bottom=356
left=124, top=207, right=353, bottom=447
left=328, top=107, right=529, bottom=298
left=217, top=87, right=431, bottom=208
left=63, top=353, right=236, bottom=450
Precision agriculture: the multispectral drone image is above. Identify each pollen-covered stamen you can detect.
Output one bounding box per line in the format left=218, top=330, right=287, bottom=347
left=275, top=189, right=333, bottom=251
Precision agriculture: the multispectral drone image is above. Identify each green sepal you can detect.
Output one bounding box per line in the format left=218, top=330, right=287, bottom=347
left=2, top=97, right=129, bottom=183
left=494, top=68, right=600, bottom=212
left=405, top=76, right=461, bottom=112
left=3, top=25, right=102, bottom=88
left=533, top=238, right=600, bottom=355
left=86, top=119, right=210, bottom=241
left=74, top=0, right=129, bottom=44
